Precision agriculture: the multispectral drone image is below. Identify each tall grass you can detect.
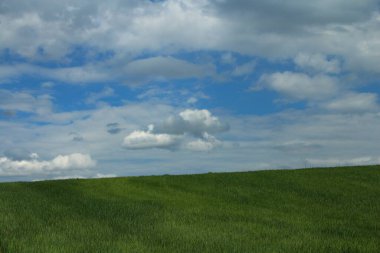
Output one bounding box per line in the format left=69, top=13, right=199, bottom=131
left=0, top=166, right=379, bottom=252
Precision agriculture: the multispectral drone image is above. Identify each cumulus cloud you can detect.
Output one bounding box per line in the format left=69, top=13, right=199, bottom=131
left=185, top=133, right=222, bottom=152
left=0, top=153, right=96, bottom=176
left=256, top=71, right=339, bottom=101
left=155, top=109, right=229, bottom=137
left=122, top=129, right=180, bottom=150
left=123, top=109, right=228, bottom=151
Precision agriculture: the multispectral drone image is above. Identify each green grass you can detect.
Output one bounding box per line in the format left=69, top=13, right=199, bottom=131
left=0, top=166, right=379, bottom=252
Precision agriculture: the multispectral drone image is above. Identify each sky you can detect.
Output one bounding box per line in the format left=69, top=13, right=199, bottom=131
left=1, top=0, right=380, bottom=181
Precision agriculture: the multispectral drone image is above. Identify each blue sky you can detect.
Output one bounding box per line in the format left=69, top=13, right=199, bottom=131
left=1, top=0, right=380, bottom=181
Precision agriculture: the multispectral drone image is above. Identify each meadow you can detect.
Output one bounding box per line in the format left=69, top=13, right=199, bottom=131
left=0, top=166, right=379, bottom=252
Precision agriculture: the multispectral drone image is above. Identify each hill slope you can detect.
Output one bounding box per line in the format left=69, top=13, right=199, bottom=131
left=0, top=166, right=379, bottom=252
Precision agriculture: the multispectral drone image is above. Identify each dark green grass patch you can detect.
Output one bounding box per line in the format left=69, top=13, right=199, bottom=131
left=0, top=166, right=379, bottom=252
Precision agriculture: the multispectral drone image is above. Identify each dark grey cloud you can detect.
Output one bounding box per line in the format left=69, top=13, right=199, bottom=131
left=1, top=110, right=16, bottom=117
left=69, top=132, right=84, bottom=142
left=3, top=148, right=34, bottom=161
left=106, top=122, right=124, bottom=135
left=210, top=0, right=378, bottom=32
left=72, top=136, right=84, bottom=142
left=106, top=122, right=119, bottom=127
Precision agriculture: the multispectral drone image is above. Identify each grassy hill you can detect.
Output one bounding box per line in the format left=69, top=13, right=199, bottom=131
left=0, top=166, right=379, bottom=253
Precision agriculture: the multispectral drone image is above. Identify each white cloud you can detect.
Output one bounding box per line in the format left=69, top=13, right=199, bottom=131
left=306, top=156, right=380, bottom=167
left=51, top=173, right=116, bottom=180
left=93, top=173, right=117, bottom=178
left=111, top=0, right=222, bottom=52
left=180, top=109, right=222, bottom=128
left=0, top=153, right=96, bottom=176
left=155, top=109, right=229, bottom=137
left=0, top=0, right=379, bottom=77
left=122, top=130, right=180, bottom=150
left=0, top=102, right=181, bottom=179
left=50, top=175, right=86, bottom=180
left=0, top=0, right=221, bottom=60
left=209, top=1, right=380, bottom=67
left=257, top=71, right=339, bottom=101
left=122, top=109, right=228, bottom=151
left=323, top=92, right=379, bottom=113
left=2, top=101, right=380, bottom=179
left=50, top=153, right=95, bottom=169
left=294, top=53, right=341, bottom=74
left=185, top=133, right=222, bottom=151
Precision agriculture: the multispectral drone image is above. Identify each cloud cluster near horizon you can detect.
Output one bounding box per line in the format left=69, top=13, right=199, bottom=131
left=123, top=109, right=228, bottom=151
left=0, top=153, right=96, bottom=176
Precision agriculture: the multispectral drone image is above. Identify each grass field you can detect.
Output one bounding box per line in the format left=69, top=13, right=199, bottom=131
left=0, top=166, right=379, bottom=252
